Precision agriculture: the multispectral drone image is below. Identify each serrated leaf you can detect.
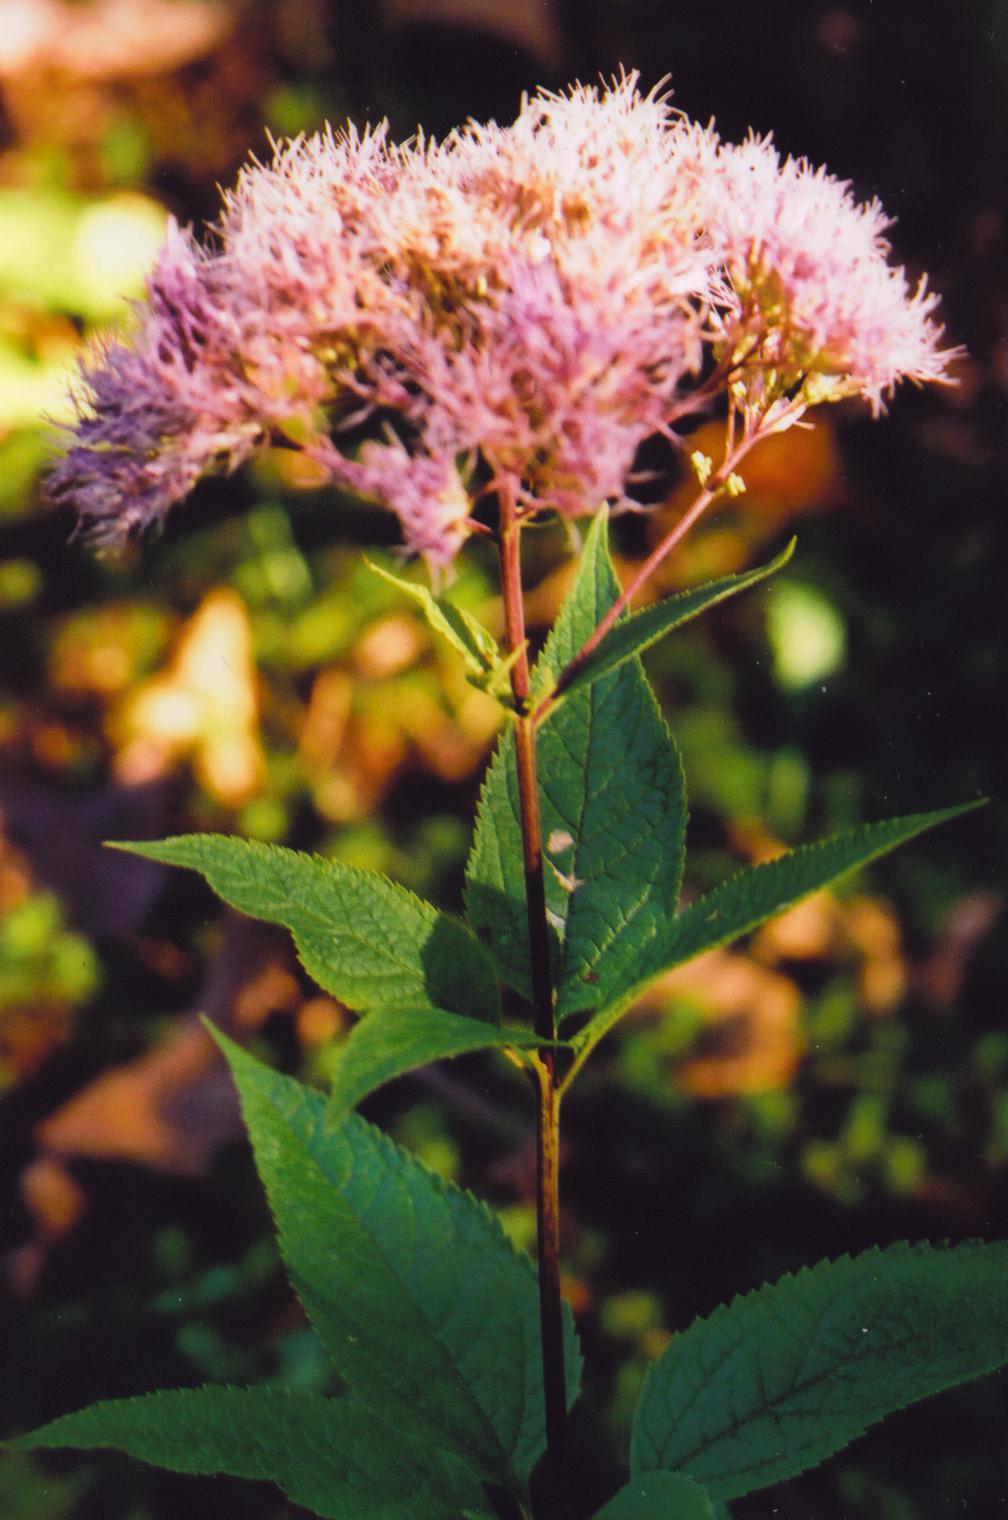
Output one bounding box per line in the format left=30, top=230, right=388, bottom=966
left=632, top=1240, right=1008, bottom=1502
left=215, top=1031, right=581, bottom=1493
left=567, top=802, right=983, bottom=1054
left=465, top=511, right=687, bottom=1009
left=112, top=835, right=499, bottom=1024
left=327, top=1007, right=562, bottom=1123
left=367, top=558, right=500, bottom=675
left=11, top=1386, right=484, bottom=1520
left=593, top=1471, right=715, bottom=1518
left=548, top=540, right=795, bottom=712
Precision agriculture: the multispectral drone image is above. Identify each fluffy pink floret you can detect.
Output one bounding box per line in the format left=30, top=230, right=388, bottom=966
left=49, top=221, right=263, bottom=541
left=49, top=75, right=957, bottom=563
left=703, top=134, right=954, bottom=413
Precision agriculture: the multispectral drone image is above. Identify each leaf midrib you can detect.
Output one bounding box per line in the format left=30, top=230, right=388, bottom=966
left=278, top=1096, right=525, bottom=1483
left=644, top=1313, right=927, bottom=1484
left=211, top=856, right=463, bottom=995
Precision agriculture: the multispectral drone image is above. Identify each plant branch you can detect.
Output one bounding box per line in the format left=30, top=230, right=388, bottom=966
left=533, top=432, right=759, bottom=725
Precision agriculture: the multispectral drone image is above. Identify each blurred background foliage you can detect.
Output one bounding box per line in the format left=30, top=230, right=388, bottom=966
left=0, top=2, right=1005, bottom=1516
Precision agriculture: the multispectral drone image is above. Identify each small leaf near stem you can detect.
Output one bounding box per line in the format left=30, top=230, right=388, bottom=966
left=534, top=433, right=762, bottom=726
left=496, top=492, right=569, bottom=1514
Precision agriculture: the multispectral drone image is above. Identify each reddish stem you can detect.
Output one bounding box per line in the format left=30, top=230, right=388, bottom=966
left=497, top=495, right=568, bottom=1512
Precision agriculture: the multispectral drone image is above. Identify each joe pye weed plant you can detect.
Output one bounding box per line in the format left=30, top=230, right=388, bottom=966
left=10, top=72, right=1002, bottom=1519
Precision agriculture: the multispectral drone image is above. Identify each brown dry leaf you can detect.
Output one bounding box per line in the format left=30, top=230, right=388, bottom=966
left=0, top=812, right=31, bottom=913
left=752, top=892, right=837, bottom=962
left=111, top=588, right=265, bottom=806
left=19, top=1156, right=85, bottom=1239
left=36, top=1021, right=222, bottom=1174
left=298, top=669, right=354, bottom=773
left=754, top=888, right=907, bottom=1016
left=301, top=627, right=501, bottom=820
left=843, top=895, right=907, bottom=1014
left=0, top=0, right=230, bottom=80
left=0, top=1004, right=72, bottom=1084
left=233, top=961, right=301, bottom=1030
left=353, top=616, right=427, bottom=680
left=297, top=996, right=349, bottom=1047
left=646, top=950, right=804, bottom=1097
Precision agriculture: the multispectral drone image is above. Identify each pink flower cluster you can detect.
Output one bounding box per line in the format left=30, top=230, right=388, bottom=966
left=50, top=74, right=954, bottom=564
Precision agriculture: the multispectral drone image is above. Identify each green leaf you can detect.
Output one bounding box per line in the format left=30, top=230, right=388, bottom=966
left=549, top=540, right=795, bottom=711
left=327, top=1006, right=561, bottom=1122
left=367, top=558, right=500, bottom=676
left=465, top=511, right=687, bottom=1009
left=593, top=1471, right=715, bottom=1518
left=11, top=1386, right=484, bottom=1520
left=112, top=835, right=499, bottom=1024
left=216, top=1031, right=581, bottom=1492
left=568, top=802, right=983, bottom=1057
left=632, top=1240, right=1008, bottom=1502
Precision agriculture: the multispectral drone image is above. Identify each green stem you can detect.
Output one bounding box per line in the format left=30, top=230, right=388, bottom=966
left=497, top=498, right=568, bottom=1513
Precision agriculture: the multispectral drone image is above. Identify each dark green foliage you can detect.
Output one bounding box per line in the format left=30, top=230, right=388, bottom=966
left=466, top=513, right=688, bottom=1007
left=114, top=835, right=500, bottom=1023
left=14, top=509, right=993, bottom=1520
left=327, top=1005, right=563, bottom=1122
left=592, top=1471, right=715, bottom=1517
left=13, top=1387, right=489, bottom=1519
left=632, top=1241, right=1008, bottom=1501
left=218, top=1032, right=581, bottom=1492
left=547, top=536, right=795, bottom=710
left=565, top=802, right=982, bottom=1061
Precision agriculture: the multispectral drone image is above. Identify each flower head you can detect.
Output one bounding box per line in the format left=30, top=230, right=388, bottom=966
left=50, top=74, right=956, bottom=563
left=701, top=133, right=953, bottom=415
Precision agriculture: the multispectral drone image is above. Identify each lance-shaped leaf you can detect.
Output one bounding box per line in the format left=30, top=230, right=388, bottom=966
left=367, top=558, right=500, bottom=677
left=327, top=1007, right=563, bottom=1123
left=563, top=802, right=983, bottom=1046
left=11, top=1386, right=487, bottom=1520
left=593, top=1471, right=715, bottom=1518
left=632, top=1241, right=1008, bottom=1502
left=113, top=835, right=499, bottom=1024
left=544, top=539, right=795, bottom=713
left=216, top=1032, right=581, bottom=1493
left=465, top=512, right=687, bottom=1006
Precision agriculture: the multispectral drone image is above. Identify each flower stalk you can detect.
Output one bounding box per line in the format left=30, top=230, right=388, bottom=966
left=497, top=496, right=568, bottom=1513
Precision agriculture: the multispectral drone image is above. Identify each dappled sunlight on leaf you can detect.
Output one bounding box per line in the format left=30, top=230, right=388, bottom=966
left=623, top=878, right=911, bottom=1097
left=0, top=818, right=100, bottom=1088
left=111, top=588, right=265, bottom=806
left=50, top=602, right=171, bottom=697
left=297, top=613, right=502, bottom=822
